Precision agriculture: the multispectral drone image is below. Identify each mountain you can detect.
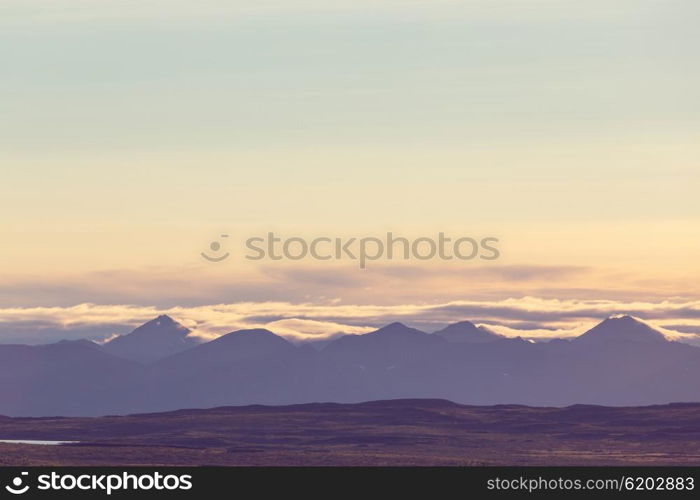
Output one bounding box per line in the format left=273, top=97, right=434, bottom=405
left=433, top=321, right=504, bottom=343
left=0, top=340, right=142, bottom=416
left=102, top=315, right=200, bottom=363
left=155, top=328, right=299, bottom=369
left=530, top=316, right=700, bottom=406
left=325, top=322, right=443, bottom=354
left=319, top=322, right=449, bottom=402
left=142, top=329, right=318, bottom=411
left=323, top=322, right=446, bottom=370
left=2, top=316, right=700, bottom=416
left=298, top=332, right=347, bottom=351
left=573, top=315, right=668, bottom=345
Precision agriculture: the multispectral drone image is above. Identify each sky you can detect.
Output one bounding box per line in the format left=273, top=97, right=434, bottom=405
left=0, top=1, right=698, bottom=343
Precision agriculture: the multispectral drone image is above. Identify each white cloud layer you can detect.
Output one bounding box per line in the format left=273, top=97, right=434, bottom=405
left=0, top=297, right=698, bottom=345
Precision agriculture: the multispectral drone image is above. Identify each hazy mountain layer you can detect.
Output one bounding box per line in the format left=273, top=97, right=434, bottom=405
left=1, top=315, right=699, bottom=416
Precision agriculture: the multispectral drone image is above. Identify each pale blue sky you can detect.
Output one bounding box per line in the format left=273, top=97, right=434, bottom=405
left=2, top=0, right=698, bottom=153
left=0, top=1, right=698, bottom=301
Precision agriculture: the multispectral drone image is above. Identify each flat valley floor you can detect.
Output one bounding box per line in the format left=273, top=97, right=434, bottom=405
left=1, top=399, right=699, bottom=466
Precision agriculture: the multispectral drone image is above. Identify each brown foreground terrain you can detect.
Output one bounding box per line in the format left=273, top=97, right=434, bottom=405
left=1, top=399, right=699, bottom=466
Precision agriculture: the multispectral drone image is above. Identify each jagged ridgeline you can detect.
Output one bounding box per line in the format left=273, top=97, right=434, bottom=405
left=0, top=315, right=698, bottom=416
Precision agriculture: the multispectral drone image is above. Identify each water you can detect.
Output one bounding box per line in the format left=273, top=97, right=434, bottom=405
left=0, top=439, right=78, bottom=445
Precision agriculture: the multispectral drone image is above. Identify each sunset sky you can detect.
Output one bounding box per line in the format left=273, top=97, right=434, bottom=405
left=1, top=1, right=698, bottom=343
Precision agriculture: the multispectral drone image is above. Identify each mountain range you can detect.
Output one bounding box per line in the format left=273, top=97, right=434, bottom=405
left=1, top=314, right=699, bottom=416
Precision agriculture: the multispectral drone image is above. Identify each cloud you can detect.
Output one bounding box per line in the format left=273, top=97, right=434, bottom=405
left=0, top=261, right=674, bottom=310
left=261, top=318, right=374, bottom=341
left=370, top=264, right=589, bottom=282
left=0, top=297, right=698, bottom=345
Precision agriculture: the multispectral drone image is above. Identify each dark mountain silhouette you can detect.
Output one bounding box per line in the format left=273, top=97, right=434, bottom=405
left=157, top=328, right=297, bottom=367
left=299, top=332, right=347, bottom=351
left=0, top=340, right=142, bottom=416
left=102, top=315, right=200, bottom=363
left=142, top=329, right=318, bottom=411
left=1, top=315, right=700, bottom=416
left=316, top=322, right=449, bottom=402
left=433, top=320, right=504, bottom=343
left=574, top=315, right=668, bottom=344
left=323, top=322, right=445, bottom=362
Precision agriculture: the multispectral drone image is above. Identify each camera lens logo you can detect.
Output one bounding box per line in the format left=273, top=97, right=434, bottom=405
left=201, top=234, right=230, bottom=262
left=5, top=472, right=29, bottom=495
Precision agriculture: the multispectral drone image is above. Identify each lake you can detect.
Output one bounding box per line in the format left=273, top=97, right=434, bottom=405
left=0, top=439, right=78, bottom=445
